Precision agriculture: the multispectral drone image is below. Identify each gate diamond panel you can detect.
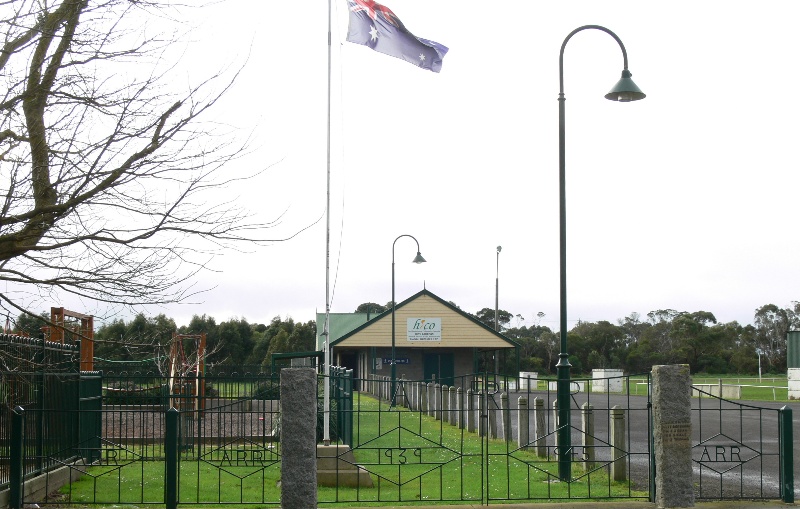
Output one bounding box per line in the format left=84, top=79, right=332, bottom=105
left=692, top=387, right=786, bottom=500
left=353, top=425, right=465, bottom=486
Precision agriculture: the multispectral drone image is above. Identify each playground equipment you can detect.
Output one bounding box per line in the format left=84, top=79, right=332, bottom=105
left=167, top=332, right=206, bottom=412
left=46, top=307, right=95, bottom=371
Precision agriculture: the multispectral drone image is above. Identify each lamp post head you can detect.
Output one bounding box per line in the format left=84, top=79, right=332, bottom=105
left=412, top=252, right=426, bottom=264
left=605, top=69, right=646, bottom=102
left=497, top=246, right=502, bottom=253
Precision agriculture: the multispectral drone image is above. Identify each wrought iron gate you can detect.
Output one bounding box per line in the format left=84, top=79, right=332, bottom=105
left=481, top=371, right=652, bottom=503
left=26, top=368, right=800, bottom=506
left=348, top=371, right=653, bottom=505
left=692, top=386, right=794, bottom=502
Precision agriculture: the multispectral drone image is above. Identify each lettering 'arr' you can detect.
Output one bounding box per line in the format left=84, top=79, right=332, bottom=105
left=692, top=438, right=758, bottom=467
left=204, top=447, right=279, bottom=467
left=697, top=445, right=744, bottom=463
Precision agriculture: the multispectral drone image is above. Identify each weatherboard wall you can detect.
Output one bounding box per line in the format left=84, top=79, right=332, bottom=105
left=332, top=293, right=514, bottom=349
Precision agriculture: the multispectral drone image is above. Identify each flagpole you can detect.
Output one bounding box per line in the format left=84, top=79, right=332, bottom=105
left=322, top=0, right=333, bottom=446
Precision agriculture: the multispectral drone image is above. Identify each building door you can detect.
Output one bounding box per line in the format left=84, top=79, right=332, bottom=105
left=423, top=352, right=454, bottom=386
left=339, top=351, right=358, bottom=379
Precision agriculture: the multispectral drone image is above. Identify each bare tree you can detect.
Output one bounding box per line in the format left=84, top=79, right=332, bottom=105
left=0, top=0, right=284, bottom=317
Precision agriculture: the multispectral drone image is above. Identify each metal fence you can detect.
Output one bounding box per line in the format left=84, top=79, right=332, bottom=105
left=4, top=362, right=795, bottom=507
left=1, top=334, right=82, bottom=491
left=346, top=371, right=653, bottom=505
left=691, top=386, right=794, bottom=502
left=2, top=354, right=284, bottom=507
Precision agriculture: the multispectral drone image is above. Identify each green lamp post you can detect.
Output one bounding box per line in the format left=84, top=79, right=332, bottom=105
left=556, top=25, right=645, bottom=482
left=391, top=234, right=426, bottom=406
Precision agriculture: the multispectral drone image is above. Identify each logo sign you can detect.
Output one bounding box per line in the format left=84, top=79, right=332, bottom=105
left=407, top=318, right=441, bottom=342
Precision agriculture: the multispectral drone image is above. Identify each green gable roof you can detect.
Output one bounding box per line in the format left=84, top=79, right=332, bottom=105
left=315, top=312, right=380, bottom=350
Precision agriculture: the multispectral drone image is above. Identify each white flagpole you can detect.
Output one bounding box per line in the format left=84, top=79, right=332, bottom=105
left=322, top=0, right=333, bottom=446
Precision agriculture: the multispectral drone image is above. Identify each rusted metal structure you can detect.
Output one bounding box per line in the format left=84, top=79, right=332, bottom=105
left=167, top=332, right=206, bottom=412
left=47, top=307, right=94, bottom=371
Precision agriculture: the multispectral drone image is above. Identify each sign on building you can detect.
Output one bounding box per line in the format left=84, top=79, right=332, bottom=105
left=407, top=318, right=442, bottom=342
left=382, top=357, right=410, bottom=364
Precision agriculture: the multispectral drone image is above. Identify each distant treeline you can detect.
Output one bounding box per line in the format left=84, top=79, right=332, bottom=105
left=11, top=300, right=798, bottom=375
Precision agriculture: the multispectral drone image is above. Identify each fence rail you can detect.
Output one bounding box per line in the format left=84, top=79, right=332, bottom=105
left=349, top=371, right=653, bottom=504
left=2, top=357, right=794, bottom=507
left=691, top=386, right=794, bottom=501
left=1, top=334, right=81, bottom=491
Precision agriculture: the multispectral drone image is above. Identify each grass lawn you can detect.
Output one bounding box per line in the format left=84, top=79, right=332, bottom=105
left=602, top=374, right=790, bottom=401
left=690, top=374, right=789, bottom=401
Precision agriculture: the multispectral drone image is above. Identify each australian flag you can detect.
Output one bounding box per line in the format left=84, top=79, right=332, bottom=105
left=346, top=0, right=448, bottom=73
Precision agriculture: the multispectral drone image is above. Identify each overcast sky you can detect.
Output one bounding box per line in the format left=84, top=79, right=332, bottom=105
left=82, top=1, right=800, bottom=330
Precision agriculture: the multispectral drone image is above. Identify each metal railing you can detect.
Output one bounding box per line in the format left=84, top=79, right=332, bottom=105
left=692, top=386, right=794, bottom=502
left=5, top=366, right=793, bottom=507
left=1, top=334, right=81, bottom=491
left=345, top=371, right=653, bottom=505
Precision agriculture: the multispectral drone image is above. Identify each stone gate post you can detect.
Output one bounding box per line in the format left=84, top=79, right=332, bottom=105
left=280, top=368, right=317, bottom=509
left=653, top=364, right=694, bottom=508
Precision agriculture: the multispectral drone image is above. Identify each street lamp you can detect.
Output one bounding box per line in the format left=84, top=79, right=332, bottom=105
left=556, top=25, right=645, bottom=482
left=756, top=348, right=763, bottom=382
left=495, top=246, right=502, bottom=381
left=495, top=246, right=502, bottom=332
left=391, top=234, right=426, bottom=406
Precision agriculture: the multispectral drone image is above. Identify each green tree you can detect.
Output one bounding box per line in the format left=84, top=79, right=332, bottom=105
left=257, top=316, right=318, bottom=367
left=354, top=302, right=386, bottom=314
left=246, top=325, right=270, bottom=366
left=672, top=311, right=718, bottom=372
left=216, top=318, right=255, bottom=365
left=617, top=312, right=650, bottom=346
left=642, top=309, right=681, bottom=364
left=570, top=320, right=625, bottom=369
left=11, top=311, right=48, bottom=338
left=727, top=323, right=758, bottom=374
left=93, top=318, right=129, bottom=360
left=180, top=314, right=220, bottom=363
left=126, top=314, right=175, bottom=345
left=93, top=313, right=176, bottom=362
left=473, top=308, right=513, bottom=331
left=266, top=330, right=291, bottom=363
left=625, top=337, right=663, bottom=373
left=504, top=323, right=553, bottom=372
left=537, top=330, right=560, bottom=375
left=753, top=304, right=791, bottom=372
left=287, top=321, right=317, bottom=352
